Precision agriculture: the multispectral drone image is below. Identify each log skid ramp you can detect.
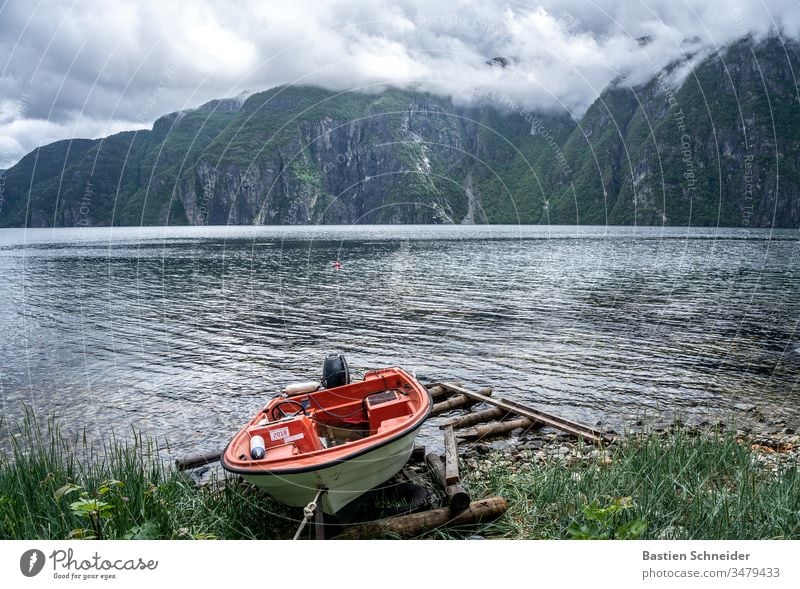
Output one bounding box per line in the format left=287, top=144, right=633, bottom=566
left=176, top=381, right=611, bottom=539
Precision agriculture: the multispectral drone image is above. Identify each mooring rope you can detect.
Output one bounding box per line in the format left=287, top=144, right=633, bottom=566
left=292, top=487, right=325, bottom=540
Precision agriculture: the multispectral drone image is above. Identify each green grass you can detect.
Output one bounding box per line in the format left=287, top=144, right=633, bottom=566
left=457, top=429, right=800, bottom=540
left=2, top=413, right=798, bottom=540
left=0, top=412, right=296, bottom=540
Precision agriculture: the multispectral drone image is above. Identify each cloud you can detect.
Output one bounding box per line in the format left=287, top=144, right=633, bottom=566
left=0, top=115, right=146, bottom=168
left=1, top=0, right=799, bottom=168
left=0, top=136, right=26, bottom=169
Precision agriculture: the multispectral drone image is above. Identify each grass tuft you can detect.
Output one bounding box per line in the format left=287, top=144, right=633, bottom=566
left=460, top=429, right=800, bottom=539
left=0, top=411, right=296, bottom=540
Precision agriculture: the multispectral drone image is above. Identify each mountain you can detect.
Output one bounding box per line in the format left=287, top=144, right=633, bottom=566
left=548, top=36, right=800, bottom=227
left=0, top=36, right=798, bottom=228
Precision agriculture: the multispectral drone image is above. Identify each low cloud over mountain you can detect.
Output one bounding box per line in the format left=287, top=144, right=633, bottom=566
left=1, top=0, right=799, bottom=168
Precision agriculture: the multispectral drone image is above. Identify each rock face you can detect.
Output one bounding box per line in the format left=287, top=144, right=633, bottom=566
left=549, top=36, right=800, bottom=227
left=0, top=36, right=798, bottom=228
left=173, top=93, right=497, bottom=225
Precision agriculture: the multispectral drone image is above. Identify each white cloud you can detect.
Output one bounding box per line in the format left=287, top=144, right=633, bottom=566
left=0, top=115, right=147, bottom=168
left=0, top=0, right=798, bottom=168
left=0, top=136, right=26, bottom=169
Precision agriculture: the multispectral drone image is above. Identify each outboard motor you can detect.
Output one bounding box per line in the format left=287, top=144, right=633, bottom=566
left=321, top=353, right=350, bottom=389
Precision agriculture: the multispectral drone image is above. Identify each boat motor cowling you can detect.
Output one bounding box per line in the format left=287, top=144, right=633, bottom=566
left=322, top=353, right=350, bottom=389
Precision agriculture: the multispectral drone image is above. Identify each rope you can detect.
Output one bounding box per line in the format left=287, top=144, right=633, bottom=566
left=307, top=393, right=365, bottom=420
left=292, top=487, right=325, bottom=540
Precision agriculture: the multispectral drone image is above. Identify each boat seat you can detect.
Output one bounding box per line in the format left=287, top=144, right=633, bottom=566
left=376, top=415, right=412, bottom=435
left=365, top=390, right=414, bottom=433
left=264, top=445, right=297, bottom=460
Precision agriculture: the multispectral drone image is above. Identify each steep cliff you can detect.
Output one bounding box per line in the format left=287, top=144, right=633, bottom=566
left=548, top=36, right=800, bottom=226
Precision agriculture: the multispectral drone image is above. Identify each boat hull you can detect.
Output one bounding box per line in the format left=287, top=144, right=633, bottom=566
left=240, top=427, right=418, bottom=514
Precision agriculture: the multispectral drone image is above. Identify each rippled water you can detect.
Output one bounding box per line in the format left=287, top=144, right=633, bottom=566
left=1, top=225, right=799, bottom=455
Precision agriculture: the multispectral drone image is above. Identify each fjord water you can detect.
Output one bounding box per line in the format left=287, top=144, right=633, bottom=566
left=1, top=225, right=798, bottom=454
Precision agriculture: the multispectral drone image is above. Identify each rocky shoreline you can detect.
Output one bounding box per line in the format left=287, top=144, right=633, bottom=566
left=458, top=420, right=800, bottom=479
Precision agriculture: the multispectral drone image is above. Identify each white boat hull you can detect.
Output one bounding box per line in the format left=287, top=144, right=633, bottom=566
left=241, top=427, right=418, bottom=514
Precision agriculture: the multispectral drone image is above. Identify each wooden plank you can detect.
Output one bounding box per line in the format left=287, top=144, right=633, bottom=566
left=332, top=497, right=508, bottom=539
left=314, top=500, right=325, bottom=540
left=443, top=425, right=460, bottom=485
left=439, top=382, right=611, bottom=444
left=426, top=382, right=465, bottom=401
left=426, top=382, right=488, bottom=403
left=441, top=406, right=508, bottom=429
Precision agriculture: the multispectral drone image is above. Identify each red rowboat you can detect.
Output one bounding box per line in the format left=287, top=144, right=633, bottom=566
left=221, top=364, right=431, bottom=514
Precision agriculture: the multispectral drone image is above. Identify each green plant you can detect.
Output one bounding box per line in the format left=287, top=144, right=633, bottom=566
left=0, top=410, right=298, bottom=540
left=568, top=497, right=647, bottom=540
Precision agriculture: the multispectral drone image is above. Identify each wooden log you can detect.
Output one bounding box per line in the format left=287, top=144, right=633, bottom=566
left=443, top=426, right=459, bottom=485
left=314, top=500, right=325, bottom=540
left=456, top=417, right=537, bottom=441
left=425, top=453, right=471, bottom=514
left=442, top=406, right=509, bottom=430
left=402, top=468, right=422, bottom=484
left=430, top=395, right=473, bottom=416
left=332, top=497, right=508, bottom=539
left=175, top=450, right=222, bottom=470
left=409, top=444, right=426, bottom=463
left=439, top=382, right=611, bottom=444
left=429, top=387, right=493, bottom=417
left=426, top=384, right=451, bottom=402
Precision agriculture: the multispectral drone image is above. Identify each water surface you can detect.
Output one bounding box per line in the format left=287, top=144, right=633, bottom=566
left=1, top=225, right=798, bottom=454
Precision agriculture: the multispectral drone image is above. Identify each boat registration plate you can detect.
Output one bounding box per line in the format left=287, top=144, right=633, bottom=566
left=269, top=427, right=290, bottom=441
left=269, top=427, right=305, bottom=444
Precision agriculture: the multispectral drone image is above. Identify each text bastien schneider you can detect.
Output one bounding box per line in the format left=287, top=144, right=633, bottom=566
left=643, top=550, right=750, bottom=561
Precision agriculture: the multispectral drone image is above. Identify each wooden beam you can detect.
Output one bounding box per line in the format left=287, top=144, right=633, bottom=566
left=439, top=383, right=611, bottom=445
left=443, top=425, right=460, bottom=485
left=332, top=497, right=508, bottom=539
left=314, top=500, right=325, bottom=540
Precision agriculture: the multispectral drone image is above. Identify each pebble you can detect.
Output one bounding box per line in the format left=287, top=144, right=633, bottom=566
left=522, top=440, right=544, bottom=451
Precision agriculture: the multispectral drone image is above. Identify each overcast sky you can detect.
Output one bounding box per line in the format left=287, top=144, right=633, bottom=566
left=1, top=0, right=798, bottom=168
